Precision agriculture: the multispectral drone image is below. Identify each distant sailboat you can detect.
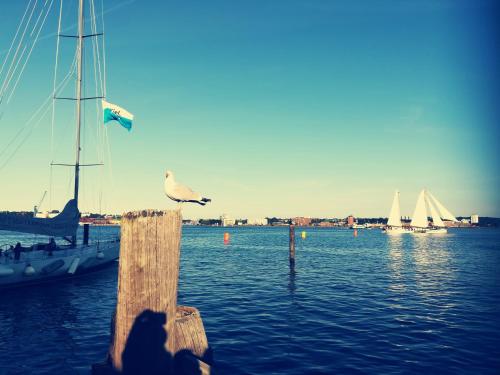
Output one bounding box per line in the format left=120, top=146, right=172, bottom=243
left=409, top=189, right=456, bottom=234
left=383, top=190, right=411, bottom=234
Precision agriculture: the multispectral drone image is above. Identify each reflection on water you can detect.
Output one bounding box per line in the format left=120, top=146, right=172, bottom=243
left=386, top=234, right=455, bottom=299
left=1, top=227, right=499, bottom=374
left=412, top=234, right=455, bottom=299
left=387, top=235, right=406, bottom=293
left=288, top=264, right=296, bottom=295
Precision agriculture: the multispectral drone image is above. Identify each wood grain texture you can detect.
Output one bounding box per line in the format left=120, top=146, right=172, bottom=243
left=110, top=209, right=182, bottom=371
left=174, top=306, right=210, bottom=359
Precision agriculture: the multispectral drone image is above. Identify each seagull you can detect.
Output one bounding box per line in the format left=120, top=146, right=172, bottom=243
left=164, top=170, right=211, bottom=206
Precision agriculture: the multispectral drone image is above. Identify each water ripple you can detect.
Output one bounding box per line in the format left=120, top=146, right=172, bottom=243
left=0, top=227, right=499, bottom=374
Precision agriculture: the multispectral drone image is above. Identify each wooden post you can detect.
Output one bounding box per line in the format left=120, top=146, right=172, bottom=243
left=83, top=223, right=90, bottom=245
left=289, top=224, right=295, bottom=266
left=109, top=209, right=182, bottom=372
left=174, top=306, right=211, bottom=363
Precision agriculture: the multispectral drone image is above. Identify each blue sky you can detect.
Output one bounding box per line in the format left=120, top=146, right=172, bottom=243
left=0, top=0, right=498, bottom=219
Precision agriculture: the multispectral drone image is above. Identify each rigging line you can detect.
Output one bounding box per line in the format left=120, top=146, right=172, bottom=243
left=27, top=0, right=130, bottom=46
left=0, top=44, right=28, bottom=101
left=0, top=54, right=76, bottom=159
left=0, top=67, right=75, bottom=169
left=50, top=163, right=53, bottom=211
left=3, top=0, right=53, bottom=103
left=104, top=126, right=114, bottom=190
left=0, top=89, right=52, bottom=159
left=6, top=0, right=56, bottom=104
left=50, top=0, right=64, bottom=212
left=101, top=0, right=106, bottom=98
left=0, top=99, right=53, bottom=171
left=51, top=0, right=64, bottom=163
left=90, top=0, right=103, bottom=163
left=30, top=0, right=50, bottom=38
left=90, top=0, right=104, bottom=96
left=0, top=0, right=39, bottom=99
left=0, top=0, right=34, bottom=79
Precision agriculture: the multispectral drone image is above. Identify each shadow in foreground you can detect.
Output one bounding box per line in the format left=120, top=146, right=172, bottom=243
left=93, top=309, right=212, bottom=375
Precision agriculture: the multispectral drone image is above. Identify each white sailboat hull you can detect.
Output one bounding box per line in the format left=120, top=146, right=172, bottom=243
left=0, top=240, right=119, bottom=289
left=383, top=226, right=412, bottom=234
left=410, top=227, right=447, bottom=234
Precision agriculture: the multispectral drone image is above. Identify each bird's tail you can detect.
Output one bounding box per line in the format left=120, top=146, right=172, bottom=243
left=187, top=198, right=211, bottom=206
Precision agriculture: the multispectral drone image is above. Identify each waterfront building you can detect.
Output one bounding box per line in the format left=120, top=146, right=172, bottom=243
left=247, top=218, right=268, bottom=226
left=220, top=214, right=235, bottom=227
left=318, top=221, right=335, bottom=227
left=292, top=217, right=312, bottom=226
left=347, top=215, right=355, bottom=226
left=471, top=214, right=479, bottom=224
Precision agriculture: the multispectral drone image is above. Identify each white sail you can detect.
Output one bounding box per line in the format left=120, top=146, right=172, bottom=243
left=426, top=193, right=444, bottom=227
left=426, top=191, right=457, bottom=222
left=410, top=190, right=429, bottom=228
left=387, top=190, right=402, bottom=227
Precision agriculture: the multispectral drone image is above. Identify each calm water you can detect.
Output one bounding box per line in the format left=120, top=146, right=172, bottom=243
left=0, top=226, right=499, bottom=374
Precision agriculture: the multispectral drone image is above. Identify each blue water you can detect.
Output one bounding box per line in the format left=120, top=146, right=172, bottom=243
left=0, top=227, right=499, bottom=374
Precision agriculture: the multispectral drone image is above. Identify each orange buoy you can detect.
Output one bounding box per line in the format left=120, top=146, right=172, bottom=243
left=224, top=232, right=230, bottom=245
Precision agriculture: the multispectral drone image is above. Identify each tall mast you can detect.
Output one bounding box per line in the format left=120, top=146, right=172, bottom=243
left=74, top=0, right=84, bottom=207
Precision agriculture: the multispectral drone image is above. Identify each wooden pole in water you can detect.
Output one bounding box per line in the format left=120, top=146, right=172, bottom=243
left=109, top=209, right=182, bottom=372
left=83, top=223, right=90, bottom=245
left=289, top=224, right=295, bottom=266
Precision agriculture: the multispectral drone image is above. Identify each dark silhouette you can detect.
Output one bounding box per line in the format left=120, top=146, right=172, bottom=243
left=14, top=242, right=22, bottom=260
left=121, top=310, right=173, bottom=375
left=93, top=308, right=211, bottom=374
left=47, top=238, right=56, bottom=256
left=90, top=309, right=209, bottom=375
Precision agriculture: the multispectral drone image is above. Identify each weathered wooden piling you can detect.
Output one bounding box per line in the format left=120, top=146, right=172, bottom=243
left=289, top=224, right=295, bottom=266
left=110, top=209, right=183, bottom=371
left=92, top=209, right=212, bottom=374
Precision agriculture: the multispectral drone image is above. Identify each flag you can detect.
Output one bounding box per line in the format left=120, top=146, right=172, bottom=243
left=102, top=100, right=134, bottom=131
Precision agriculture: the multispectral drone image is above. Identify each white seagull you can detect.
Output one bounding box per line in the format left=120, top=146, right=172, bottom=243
left=164, top=170, right=211, bottom=206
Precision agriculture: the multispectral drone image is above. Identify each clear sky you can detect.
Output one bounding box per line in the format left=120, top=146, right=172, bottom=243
left=0, top=0, right=498, bottom=219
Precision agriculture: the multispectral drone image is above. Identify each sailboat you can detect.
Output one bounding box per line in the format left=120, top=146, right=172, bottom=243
left=0, top=1, right=121, bottom=288
left=383, top=190, right=412, bottom=234
left=409, top=189, right=457, bottom=234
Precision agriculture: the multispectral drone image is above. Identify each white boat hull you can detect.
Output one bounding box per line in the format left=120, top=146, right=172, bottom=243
left=0, top=240, right=119, bottom=288
left=383, top=226, right=412, bottom=234
left=411, top=227, right=447, bottom=234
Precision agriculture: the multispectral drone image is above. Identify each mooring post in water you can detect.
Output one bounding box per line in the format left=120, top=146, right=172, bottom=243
left=289, top=224, right=295, bottom=266
left=83, top=223, right=90, bottom=245
left=91, top=209, right=212, bottom=375
left=110, top=209, right=182, bottom=372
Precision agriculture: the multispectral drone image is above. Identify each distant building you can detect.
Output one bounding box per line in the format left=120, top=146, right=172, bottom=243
left=220, top=214, right=235, bottom=227
left=318, top=221, right=335, bottom=227
left=268, top=217, right=290, bottom=226
left=471, top=214, right=479, bottom=224
left=247, top=218, right=268, bottom=226
left=347, top=215, right=355, bottom=226
left=461, top=218, right=470, bottom=224
left=292, top=217, right=312, bottom=226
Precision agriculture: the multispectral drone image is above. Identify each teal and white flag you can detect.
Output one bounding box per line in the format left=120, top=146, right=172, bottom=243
left=102, top=100, right=134, bottom=131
